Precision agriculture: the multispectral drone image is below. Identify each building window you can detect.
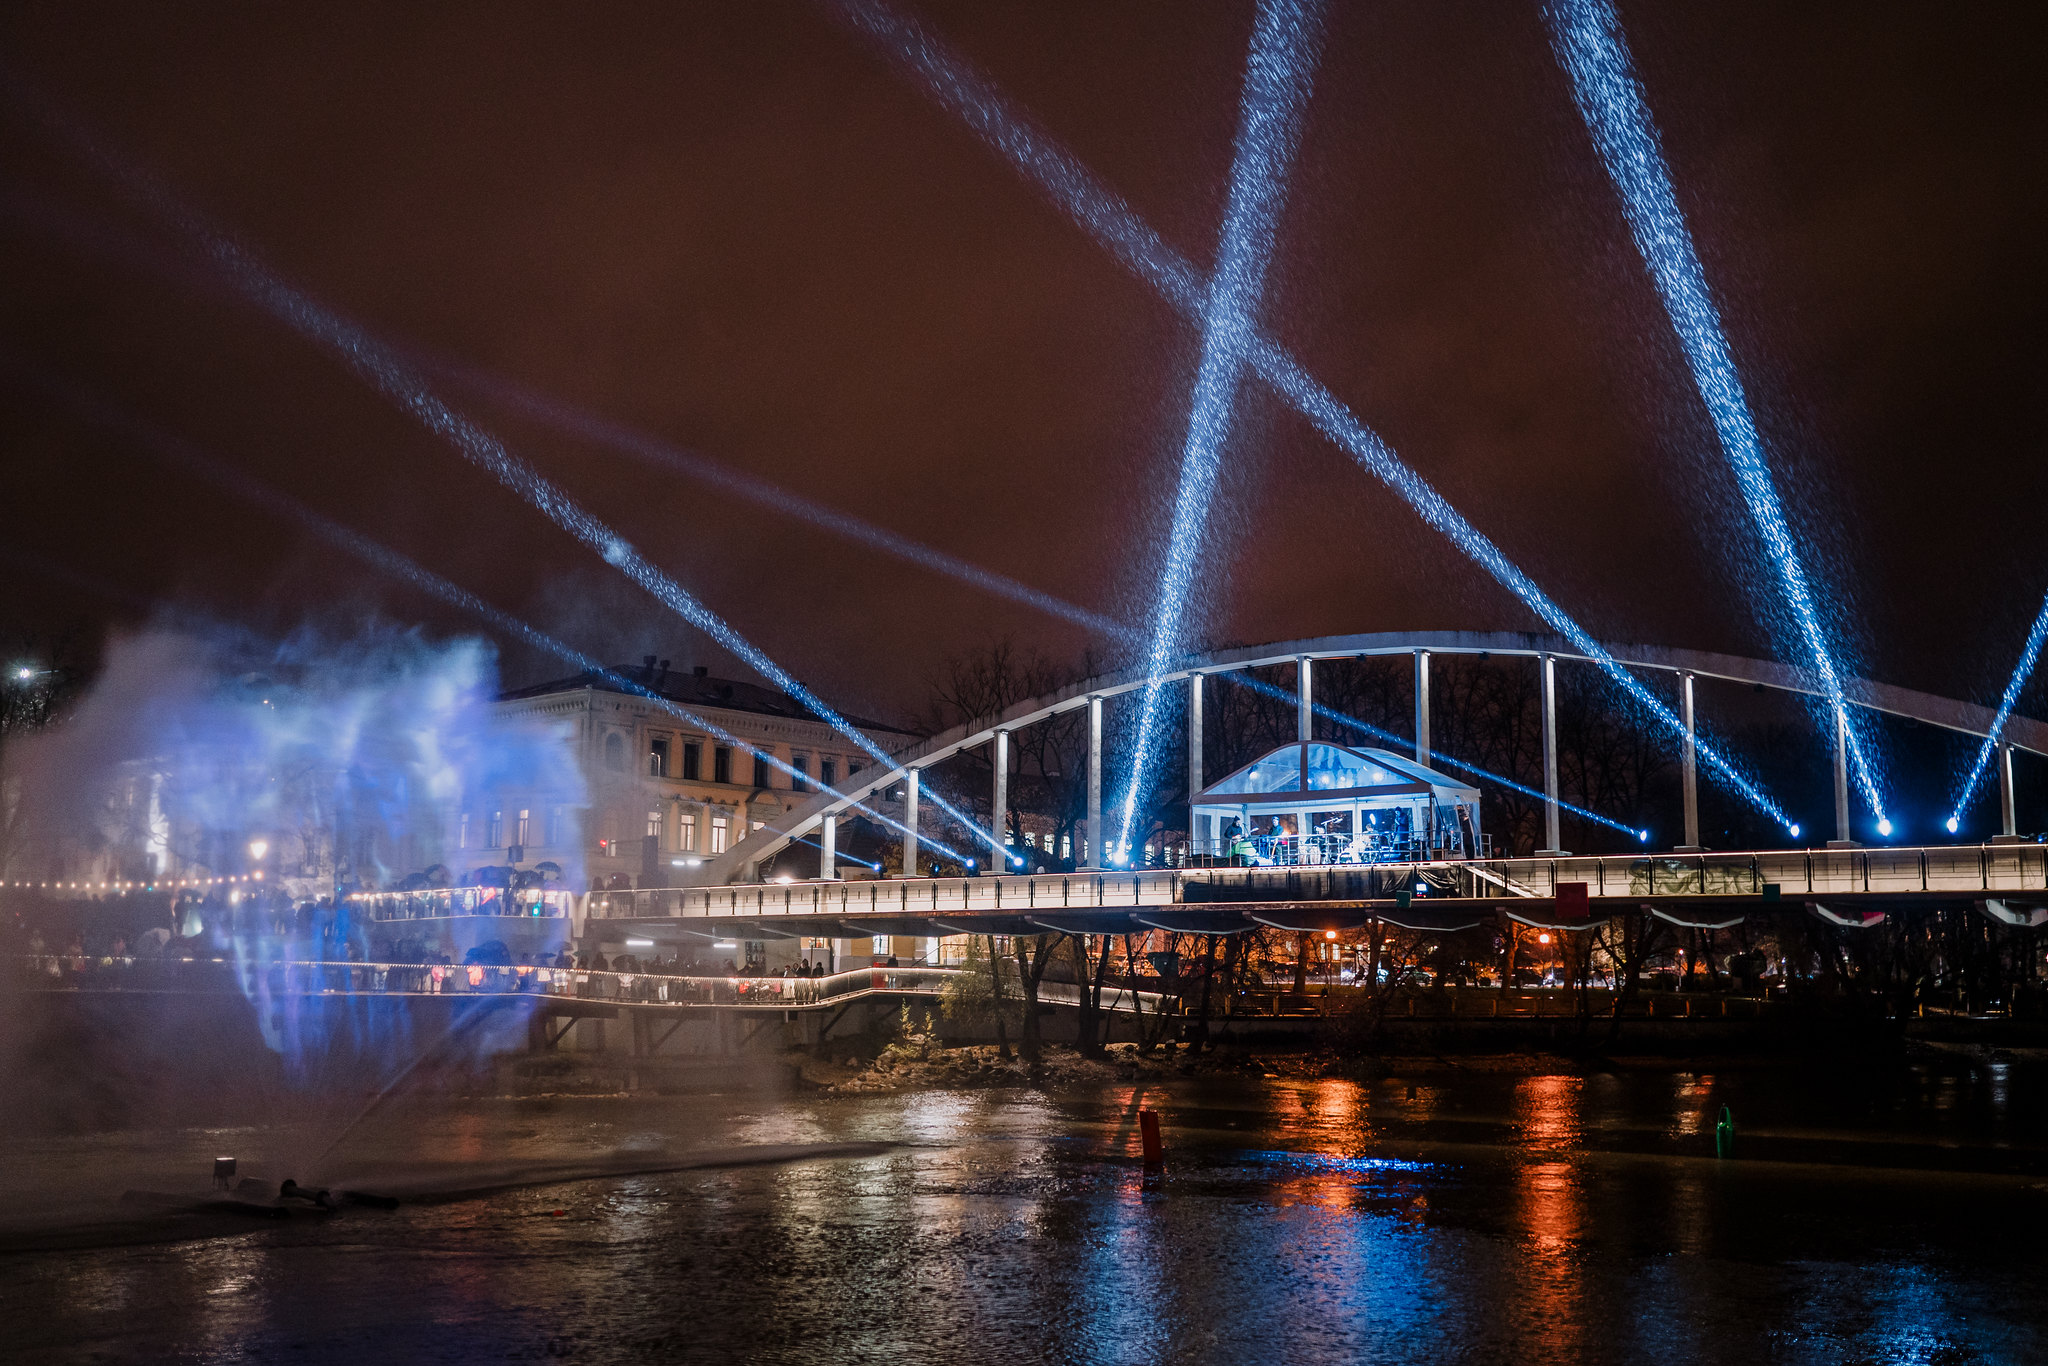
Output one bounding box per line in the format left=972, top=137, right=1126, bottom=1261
left=488, top=811, right=504, bottom=847
left=752, top=753, right=772, bottom=788
left=646, top=809, right=663, bottom=840
left=791, top=756, right=810, bottom=794
left=604, top=733, right=626, bottom=771
left=458, top=813, right=470, bottom=850
left=682, top=741, right=701, bottom=781
left=821, top=758, right=837, bottom=789
left=872, top=935, right=889, bottom=955
left=710, top=814, right=729, bottom=854
left=514, top=809, right=531, bottom=846
left=678, top=811, right=697, bottom=852
left=848, top=760, right=862, bottom=776
left=713, top=746, right=732, bottom=784
left=600, top=809, right=620, bottom=856
left=649, top=737, right=671, bottom=778
left=549, top=805, right=575, bottom=847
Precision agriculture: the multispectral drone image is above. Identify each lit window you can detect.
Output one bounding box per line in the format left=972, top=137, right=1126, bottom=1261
left=646, top=809, right=663, bottom=839
left=514, top=810, right=531, bottom=846
left=872, top=935, right=889, bottom=954
left=488, top=811, right=503, bottom=847
left=710, top=815, right=729, bottom=854
left=678, top=811, right=697, bottom=852
left=458, top=813, right=471, bottom=850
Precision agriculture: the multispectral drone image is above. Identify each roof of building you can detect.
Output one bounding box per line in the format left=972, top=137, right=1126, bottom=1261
left=497, top=661, right=915, bottom=737
left=1197, top=741, right=1480, bottom=804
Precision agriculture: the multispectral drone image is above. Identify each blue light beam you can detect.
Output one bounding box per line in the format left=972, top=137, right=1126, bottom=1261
left=1946, top=586, right=2048, bottom=830
left=1541, top=0, right=1884, bottom=826
left=16, top=100, right=1001, bottom=856
left=18, top=370, right=965, bottom=864
left=1114, top=0, right=1327, bottom=851
left=430, top=356, right=1128, bottom=639
left=826, top=0, right=1794, bottom=829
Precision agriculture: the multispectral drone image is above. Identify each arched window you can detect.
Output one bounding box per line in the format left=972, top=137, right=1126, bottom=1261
left=604, top=732, right=626, bottom=772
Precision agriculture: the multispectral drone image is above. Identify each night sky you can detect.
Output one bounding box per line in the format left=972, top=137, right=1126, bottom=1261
left=3, top=0, right=2045, bottom=736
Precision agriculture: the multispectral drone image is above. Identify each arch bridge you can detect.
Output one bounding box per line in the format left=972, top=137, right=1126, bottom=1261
left=692, top=631, right=2046, bottom=888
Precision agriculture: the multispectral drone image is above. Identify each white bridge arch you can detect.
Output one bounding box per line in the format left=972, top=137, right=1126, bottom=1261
left=693, top=631, right=2047, bottom=885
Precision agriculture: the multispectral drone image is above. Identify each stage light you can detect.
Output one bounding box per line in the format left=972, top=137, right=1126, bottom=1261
left=1877, top=819, right=1893, bottom=837
left=1946, top=816, right=1960, bottom=835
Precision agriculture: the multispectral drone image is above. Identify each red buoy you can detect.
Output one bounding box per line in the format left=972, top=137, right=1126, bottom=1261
left=1139, top=1109, right=1164, bottom=1165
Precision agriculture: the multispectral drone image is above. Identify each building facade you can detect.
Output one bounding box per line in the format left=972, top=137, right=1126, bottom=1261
left=487, top=659, right=914, bottom=892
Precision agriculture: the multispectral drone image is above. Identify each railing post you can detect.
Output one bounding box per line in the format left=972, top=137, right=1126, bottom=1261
left=902, top=768, right=921, bottom=877
left=1678, top=671, right=1701, bottom=850
left=1085, top=695, right=1104, bottom=870
left=991, top=729, right=1010, bottom=872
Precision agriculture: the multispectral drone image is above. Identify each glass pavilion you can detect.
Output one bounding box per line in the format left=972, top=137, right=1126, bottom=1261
left=1191, top=741, right=1485, bottom=864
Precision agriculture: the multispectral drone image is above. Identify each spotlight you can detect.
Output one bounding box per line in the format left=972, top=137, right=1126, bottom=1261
left=1788, top=824, right=1801, bottom=839
left=1946, top=816, right=1960, bottom=835
left=1636, top=830, right=1649, bottom=842
left=1878, top=819, right=1893, bottom=837
left=624, top=938, right=655, bottom=948
left=247, top=838, right=268, bottom=861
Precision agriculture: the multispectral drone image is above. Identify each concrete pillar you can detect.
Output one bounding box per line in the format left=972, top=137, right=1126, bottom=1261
left=991, top=729, right=1010, bottom=871
left=1537, top=654, right=1566, bottom=855
left=902, top=768, right=920, bottom=877
left=1830, top=706, right=1853, bottom=847
left=1413, top=650, right=1431, bottom=764
left=820, top=814, right=837, bottom=880
left=1187, top=673, right=1204, bottom=857
left=1085, top=696, right=1103, bottom=869
left=2000, top=742, right=2018, bottom=838
left=1679, top=672, right=1701, bottom=850
left=1297, top=656, right=1313, bottom=791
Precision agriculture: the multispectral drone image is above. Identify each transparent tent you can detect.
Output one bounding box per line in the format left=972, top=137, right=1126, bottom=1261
left=1191, top=741, right=1485, bottom=864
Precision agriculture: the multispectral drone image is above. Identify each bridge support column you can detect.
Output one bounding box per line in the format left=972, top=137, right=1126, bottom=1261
left=1536, top=654, right=1568, bottom=855
left=1085, top=695, right=1103, bottom=869
left=2000, top=742, right=2019, bottom=839
left=1678, top=672, right=1702, bottom=851
left=820, top=815, right=838, bottom=880
left=1413, top=650, right=1430, bottom=764
left=902, top=768, right=920, bottom=876
left=1187, top=673, right=1204, bottom=858
left=991, top=729, right=1010, bottom=871
left=1829, top=706, right=1855, bottom=848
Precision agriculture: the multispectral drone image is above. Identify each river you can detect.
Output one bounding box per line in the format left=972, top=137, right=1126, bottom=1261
left=2, top=1059, right=2044, bottom=1364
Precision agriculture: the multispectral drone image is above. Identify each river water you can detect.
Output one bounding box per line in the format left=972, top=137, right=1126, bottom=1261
left=3, top=1060, right=2045, bottom=1364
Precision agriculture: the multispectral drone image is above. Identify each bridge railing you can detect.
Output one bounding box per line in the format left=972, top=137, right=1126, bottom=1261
left=10, top=956, right=1173, bottom=1014
left=580, top=843, right=2048, bottom=923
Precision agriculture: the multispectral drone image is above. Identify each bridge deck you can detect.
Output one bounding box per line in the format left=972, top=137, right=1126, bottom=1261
left=585, top=843, right=2047, bottom=939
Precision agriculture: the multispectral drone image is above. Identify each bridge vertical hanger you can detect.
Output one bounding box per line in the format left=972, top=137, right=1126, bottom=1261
left=1297, top=657, right=1313, bottom=805
left=1678, top=672, right=1701, bottom=851
left=1829, top=707, right=1855, bottom=848
left=901, top=769, right=920, bottom=877
left=1085, top=696, right=1104, bottom=868
left=1187, top=674, right=1205, bottom=857
left=991, top=730, right=1010, bottom=869
left=820, top=814, right=838, bottom=881
left=1537, top=654, right=1568, bottom=855
left=1999, top=742, right=2019, bottom=841
left=1413, top=650, right=1431, bottom=765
